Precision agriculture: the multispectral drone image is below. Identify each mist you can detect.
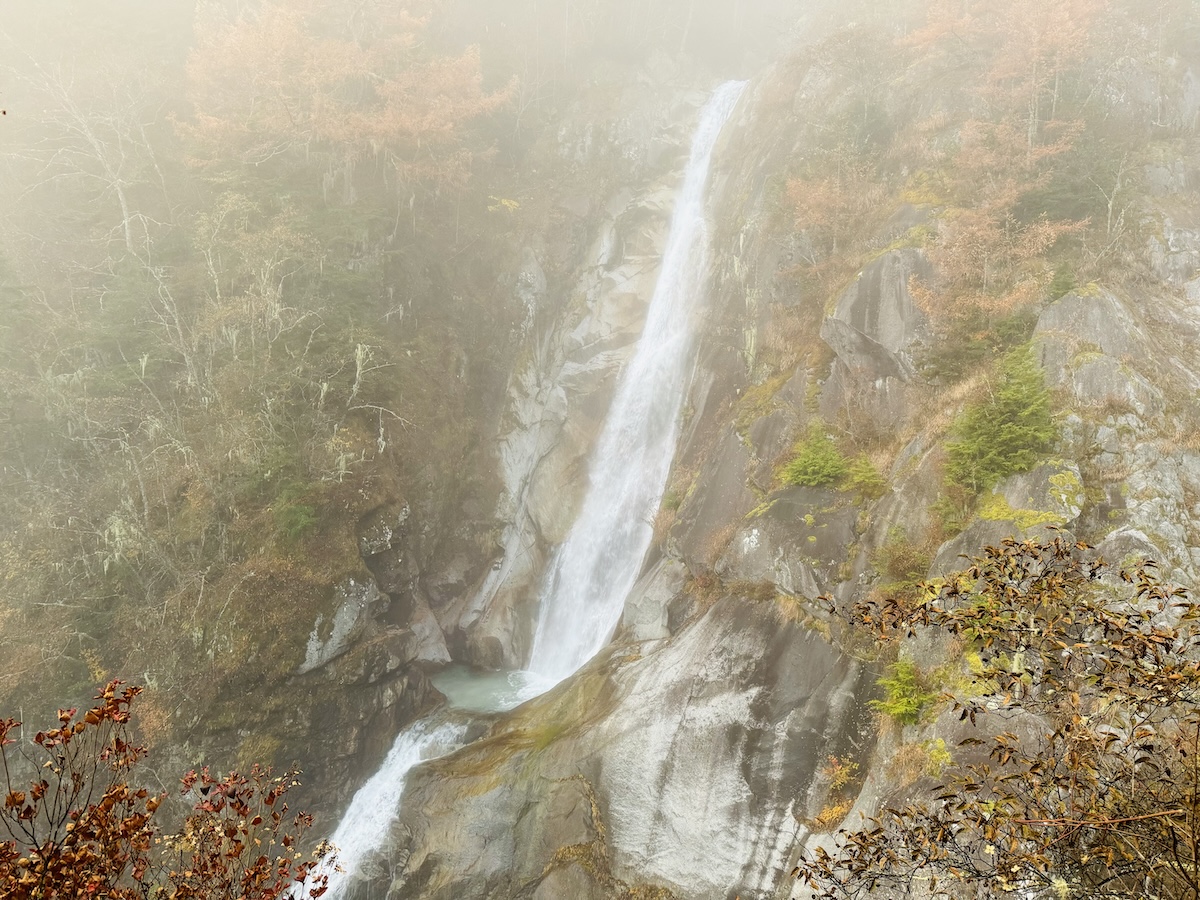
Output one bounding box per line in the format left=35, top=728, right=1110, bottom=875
left=1, top=2, right=1199, bottom=899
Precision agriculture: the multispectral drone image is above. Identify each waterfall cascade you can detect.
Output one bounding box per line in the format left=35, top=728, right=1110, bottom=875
left=527, top=80, right=745, bottom=683
left=306, top=80, right=745, bottom=900
left=313, top=720, right=466, bottom=894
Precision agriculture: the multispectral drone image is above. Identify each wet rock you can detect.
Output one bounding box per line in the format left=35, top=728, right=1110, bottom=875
left=933, top=463, right=1084, bottom=572
left=675, top=430, right=758, bottom=567
left=1096, top=527, right=1162, bottom=568
left=621, top=557, right=687, bottom=641
left=299, top=578, right=388, bottom=675
left=514, top=777, right=602, bottom=879
left=932, top=518, right=1027, bottom=575
left=410, top=594, right=452, bottom=664
left=530, top=866, right=605, bottom=900
left=303, top=666, right=442, bottom=814
left=816, top=250, right=932, bottom=432
left=465, top=594, right=531, bottom=670
left=516, top=248, right=548, bottom=335
left=857, top=438, right=941, bottom=579
left=390, top=598, right=874, bottom=900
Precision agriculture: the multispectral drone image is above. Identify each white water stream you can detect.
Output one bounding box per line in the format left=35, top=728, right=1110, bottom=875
left=527, top=80, right=744, bottom=682
left=303, top=81, right=744, bottom=900
left=317, top=720, right=465, bottom=886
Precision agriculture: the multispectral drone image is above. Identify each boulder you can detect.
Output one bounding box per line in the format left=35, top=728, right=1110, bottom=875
left=820, top=249, right=931, bottom=381
left=298, top=578, right=389, bottom=675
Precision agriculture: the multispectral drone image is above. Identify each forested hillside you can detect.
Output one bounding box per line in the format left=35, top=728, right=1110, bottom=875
left=0, top=0, right=539, bottom=807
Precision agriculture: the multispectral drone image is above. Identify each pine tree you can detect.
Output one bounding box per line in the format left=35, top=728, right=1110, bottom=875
left=945, top=346, right=1055, bottom=493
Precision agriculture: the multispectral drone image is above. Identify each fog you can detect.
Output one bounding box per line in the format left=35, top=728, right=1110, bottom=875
left=2, top=1, right=1199, bottom=898
left=0, top=0, right=846, bottom=802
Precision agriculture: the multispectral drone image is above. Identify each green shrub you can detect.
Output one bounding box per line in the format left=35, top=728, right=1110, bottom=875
left=845, top=454, right=887, bottom=499
left=945, top=346, right=1056, bottom=494
left=780, top=423, right=848, bottom=487
left=1048, top=264, right=1076, bottom=300
left=273, top=481, right=319, bottom=543
left=871, top=659, right=936, bottom=725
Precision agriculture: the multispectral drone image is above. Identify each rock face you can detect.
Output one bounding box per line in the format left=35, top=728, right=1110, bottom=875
left=820, top=249, right=931, bottom=382
left=1032, top=286, right=1200, bottom=583
left=387, top=599, right=873, bottom=900
left=817, top=249, right=932, bottom=437
left=298, top=578, right=388, bottom=674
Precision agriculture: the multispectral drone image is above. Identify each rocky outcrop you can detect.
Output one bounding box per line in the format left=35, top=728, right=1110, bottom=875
left=1032, top=285, right=1200, bottom=583
left=298, top=577, right=389, bottom=674
left=386, top=598, right=873, bottom=900
left=820, top=249, right=931, bottom=382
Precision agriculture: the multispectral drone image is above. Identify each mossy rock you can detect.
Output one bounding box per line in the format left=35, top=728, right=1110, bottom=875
left=977, top=461, right=1085, bottom=532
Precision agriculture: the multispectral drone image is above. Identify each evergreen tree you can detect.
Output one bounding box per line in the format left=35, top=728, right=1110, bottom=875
left=945, top=345, right=1056, bottom=493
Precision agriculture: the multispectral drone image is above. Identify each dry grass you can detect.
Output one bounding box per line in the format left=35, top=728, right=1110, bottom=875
left=809, top=797, right=854, bottom=831
left=868, top=372, right=989, bottom=478
left=651, top=505, right=677, bottom=549
left=759, top=308, right=829, bottom=374
left=887, top=741, right=934, bottom=787
left=1159, top=425, right=1200, bottom=456
left=702, top=521, right=739, bottom=569
left=1090, top=459, right=1134, bottom=484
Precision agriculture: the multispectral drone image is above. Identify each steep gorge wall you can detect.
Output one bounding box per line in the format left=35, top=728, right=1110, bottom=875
left=277, top=0, right=849, bottom=822
left=12, top=0, right=1191, bottom=893
left=345, top=21, right=1200, bottom=900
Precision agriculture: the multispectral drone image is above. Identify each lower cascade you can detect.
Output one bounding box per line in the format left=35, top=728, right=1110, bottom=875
left=308, top=80, right=745, bottom=899
left=315, top=720, right=466, bottom=895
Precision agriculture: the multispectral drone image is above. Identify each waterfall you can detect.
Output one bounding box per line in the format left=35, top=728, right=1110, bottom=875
left=301, top=80, right=745, bottom=900
left=297, top=719, right=466, bottom=900
left=527, top=80, right=746, bottom=684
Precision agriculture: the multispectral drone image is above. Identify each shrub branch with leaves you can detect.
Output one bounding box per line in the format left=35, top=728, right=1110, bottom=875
left=0, top=681, right=332, bottom=899
left=795, top=536, right=1200, bottom=899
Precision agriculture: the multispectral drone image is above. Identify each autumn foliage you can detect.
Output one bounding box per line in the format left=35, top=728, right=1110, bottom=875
left=796, top=537, right=1200, bottom=899
left=0, top=682, right=331, bottom=899
left=905, top=0, right=1101, bottom=321
left=784, top=0, right=1130, bottom=326
left=184, top=0, right=512, bottom=189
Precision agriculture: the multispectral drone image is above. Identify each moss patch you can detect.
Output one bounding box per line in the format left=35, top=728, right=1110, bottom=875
left=1048, top=467, right=1085, bottom=511
left=978, top=492, right=1068, bottom=530
left=734, top=369, right=795, bottom=440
